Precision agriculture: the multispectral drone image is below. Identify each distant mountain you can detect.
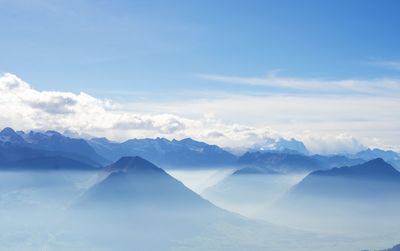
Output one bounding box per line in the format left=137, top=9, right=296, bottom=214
left=7, top=156, right=95, bottom=170
left=235, top=151, right=366, bottom=174
left=233, top=165, right=282, bottom=175
left=311, top=154, right=365, bottom=168
left=377, top=244, right=400, bottom=251
left=251, top=138, right=309, bottom=155
left=362, top=244, right=400, bottom=251
left=18, top=129, right=109, bottom=165
left=0, top=127, right=26, bottom=144
left=0, top=127, right=108, bottom=169
left=288, top=158, right=400, bottom=199
left=70, top=156, right=245, bottom=250
left=88, top=137, right=237, bottom=168
left=0, top=143, right=97, bottom=170
left=385, top=245, right=400, bottom=251
left=204, top=152, right=364, bottom=219
left=352, top=148, right=400, bottom=169
left=271, top=159, right=400, bottom=232
left=70, top=156, right=333, bottom=251
left=237, top=151, right=323, bottom=173
left=79, top=156, right=222, bottom=210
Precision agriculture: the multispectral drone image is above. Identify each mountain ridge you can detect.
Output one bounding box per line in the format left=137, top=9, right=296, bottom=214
left=88, top=136, right=237, bottom=168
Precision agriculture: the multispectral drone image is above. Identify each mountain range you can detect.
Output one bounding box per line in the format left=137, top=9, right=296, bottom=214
left=0, top=127, right=399, bottom=250
left=0, top=127, right=108, bottom=170
left=235, top=151, right=366, bottom=174
left=0, top=127, right=238, bottom=170
left=1, top=127, right=399, bottom=173
left=351, top=148, right=400, bottom=169
left=88, top=137, right=237, bottom=168
left=63, top=156, right=326, bottom=251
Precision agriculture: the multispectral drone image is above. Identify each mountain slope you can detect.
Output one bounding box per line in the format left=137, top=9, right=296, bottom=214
left=362, top=243, right=400, bottom=251
left=288, top=158, right=400, bottom=199
left=0, top=142, right=97, bottom=170
left=80, top=156, right=221, bottom=210
left=270, top=158, right=400, bottom=232
left=6, top=156, right=95, bottom=170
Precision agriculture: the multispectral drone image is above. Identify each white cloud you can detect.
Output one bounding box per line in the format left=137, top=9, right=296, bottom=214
left=301, top=134, right=366, bottom=155
left=0, top=73, right=399, bottom=154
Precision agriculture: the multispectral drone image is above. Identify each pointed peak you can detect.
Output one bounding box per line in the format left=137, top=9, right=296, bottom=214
left=106, top=156, right=163, bottom=174
left=0, top=127, right=16, bottom=135
left=45, top=130, right=62, bottom=136
left=0, top=127, right=25, bottom=144
left=114, top=156, right=149, bottom=165
left=180, top=137, right=195, bottom=142
left=311, top=157, right=399, bottom=181
left=361, top=158, right=394, bottom=170
left=367, top=157, right=386, bottom=164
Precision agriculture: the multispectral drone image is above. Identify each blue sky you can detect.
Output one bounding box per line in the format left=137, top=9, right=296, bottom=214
left=0, top=0, right=399, bottom=153
left=1, top=0, right=400, bottom=95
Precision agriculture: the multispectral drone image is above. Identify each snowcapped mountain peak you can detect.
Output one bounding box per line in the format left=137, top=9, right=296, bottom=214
left=252, top=137, right=309, bottom=155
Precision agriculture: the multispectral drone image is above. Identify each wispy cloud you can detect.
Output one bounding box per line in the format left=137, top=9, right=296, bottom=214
left=198, top=72, right=400, bottom=96
left=369, top=60, right=400, bottom=71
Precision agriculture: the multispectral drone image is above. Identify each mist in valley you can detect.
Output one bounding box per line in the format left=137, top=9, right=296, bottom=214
left=170, top=167, right=400, bottom=251
left=0, top=160, right=399, bottom=251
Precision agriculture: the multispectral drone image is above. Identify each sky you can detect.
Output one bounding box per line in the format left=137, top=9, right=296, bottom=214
left=0, top=0, right=399, bottom=154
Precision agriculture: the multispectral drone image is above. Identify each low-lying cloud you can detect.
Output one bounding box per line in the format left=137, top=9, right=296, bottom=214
left=1, top=73, right=398, bottom=154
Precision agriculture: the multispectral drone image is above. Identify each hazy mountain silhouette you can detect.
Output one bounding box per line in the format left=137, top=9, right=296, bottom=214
left=208, top=152, right=365, bottom=211
left=237, top=151, right=323, bottom=173
left=352, top=148, right=400, bottom=169
left=362, top=243, right=400, bottom=251
left=0, top=142, right=98, bottom=170
left=233, top=165, right=282, bottom=175
left=65, top=156, right=323, bottom=251
left=236, top=151, right=367, bottom=174
left=79, top=156, right=222, bottom=210
left=271, top=159, right=400, bottom=232
left=69, top=156, right=247, bottom=250
left=288, top=158, right=400, bottom=199
left=381, top=244, right=400, bottom=251
left=88, top=137, right=237, bottom=168
left=312, top=154, right=365, bottom=168
left=4, top=156, right=95, bottom=170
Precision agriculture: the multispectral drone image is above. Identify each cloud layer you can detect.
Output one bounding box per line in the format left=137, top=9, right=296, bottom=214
left=1, top=73, right=399, bottom=154
left=0, top=73, right=278, bottom=150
